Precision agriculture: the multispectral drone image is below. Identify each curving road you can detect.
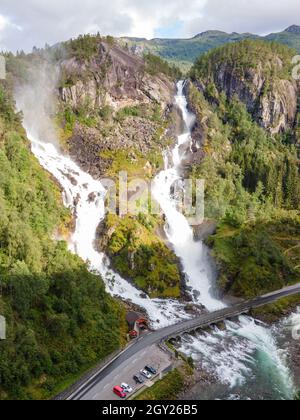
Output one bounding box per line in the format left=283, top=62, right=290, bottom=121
left=67, top=283, right=300, bottom=400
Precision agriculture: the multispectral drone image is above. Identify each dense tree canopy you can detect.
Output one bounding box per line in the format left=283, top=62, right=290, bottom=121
left=0, top=83, right=126, bottom=400
left=187, top=78, right=300, bottom=300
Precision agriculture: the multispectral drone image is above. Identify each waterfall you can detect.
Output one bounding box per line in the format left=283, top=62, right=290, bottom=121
left=152, top=80, right=224, bottom=311
left=15, top=77, right=193, bottom=329
left=165, top=81, right=295, bottom=400
left=15, top=75, right=296, bottom=399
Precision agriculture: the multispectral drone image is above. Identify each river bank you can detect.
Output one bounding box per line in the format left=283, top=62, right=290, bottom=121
left=174, top=307, right=300, bottom=400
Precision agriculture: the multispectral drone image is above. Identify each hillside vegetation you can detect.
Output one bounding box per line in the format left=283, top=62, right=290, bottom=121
left=191, top=39, right=295, bottom=81
left=120, top=26, right=300, bottom=70
left=48, top=36, right=184, bottom=299
left=0, top=82, right=126, bottom=400
left=187, top=40, right=300, bottom=305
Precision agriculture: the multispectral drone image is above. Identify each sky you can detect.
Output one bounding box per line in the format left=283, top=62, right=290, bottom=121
left=0, top=0, right=299, bottom=52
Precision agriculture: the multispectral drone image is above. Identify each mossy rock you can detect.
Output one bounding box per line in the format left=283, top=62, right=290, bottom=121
left=104, top=214, right=182, bottom=299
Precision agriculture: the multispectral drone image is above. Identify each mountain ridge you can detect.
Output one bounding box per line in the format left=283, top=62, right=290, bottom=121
left=285, top=24, right=300, bottom=34
left=119, top=25, right=300, bottom=70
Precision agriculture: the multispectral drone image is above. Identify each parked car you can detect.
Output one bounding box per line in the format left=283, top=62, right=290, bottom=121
left=140, top=369, right=152, bottom=379
left=145, top=365, right=157, bottom=375
left=113, top=386, right=127, bottom=399
left=133, top=374, right=144, bottom=384
left=121, top=383, right=133, bottom=393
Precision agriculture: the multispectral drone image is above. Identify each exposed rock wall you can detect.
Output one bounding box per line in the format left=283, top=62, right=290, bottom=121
left=57, top=41, right=178, bottom=179
left=59, top=42, right=174, bottom=112
left=213, top=61, right=298, bottom=134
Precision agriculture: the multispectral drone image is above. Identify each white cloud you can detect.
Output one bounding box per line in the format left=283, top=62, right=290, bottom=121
left=0, top=15, right=8, bottom=32
left=184, top=0, right=300, bottom=37
left=0, top=14, right=23, bottom=49
left=0, top=0, right=298, bottom=52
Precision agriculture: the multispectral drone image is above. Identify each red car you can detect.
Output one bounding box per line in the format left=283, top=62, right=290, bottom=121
left=113, top=386, right=127, bottom=399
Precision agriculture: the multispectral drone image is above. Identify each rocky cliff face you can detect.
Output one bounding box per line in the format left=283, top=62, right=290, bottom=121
left=191, top=40, right=299, bottom=135
left=59, top=41, right=174, bottom=113
left=212, top=61, right=298, bottom=134
left=56, top=41, right=178, bottom=179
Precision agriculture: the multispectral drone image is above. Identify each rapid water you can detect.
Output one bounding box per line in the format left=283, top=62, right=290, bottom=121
left=15, top=77, right=224, bottom=328
left=178, top=315, right=296, bottom=400
left=15, top=77, right=296, bottom=399
left=152, top=81, right=296, bottom=399
left=15, top=79, right=193, bottom=329
left=152, top=81, right=224, bottom=311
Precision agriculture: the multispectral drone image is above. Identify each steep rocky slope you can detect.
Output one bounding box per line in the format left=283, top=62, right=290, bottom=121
left=190, top=40, right=299, bottom=135
left=59, top=41, right=174, bottom=112
left=186, top=40, right=300, bottom=311
left=51, top=36, right=184, bottom=299
left=55, top=38, right=179, bottom=179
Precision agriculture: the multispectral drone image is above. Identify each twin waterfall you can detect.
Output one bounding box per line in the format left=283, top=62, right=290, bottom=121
left=16, top=79, right=296, bottom=400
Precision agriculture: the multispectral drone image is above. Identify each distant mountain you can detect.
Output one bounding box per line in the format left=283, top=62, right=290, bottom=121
left=265, top=25, right=300, bottom=52
left=285, top=25, right=300, bottom=34
left=119, top=25, right=300, bottom=71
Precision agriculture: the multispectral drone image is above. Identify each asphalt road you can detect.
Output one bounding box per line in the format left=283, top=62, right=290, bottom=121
left=81, top=345, right=172, bottom=401
left=68, top=283, right=300, bottom=400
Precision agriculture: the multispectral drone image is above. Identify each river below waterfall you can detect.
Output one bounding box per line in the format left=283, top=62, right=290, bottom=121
left=15, top=75, right=299, bottom=400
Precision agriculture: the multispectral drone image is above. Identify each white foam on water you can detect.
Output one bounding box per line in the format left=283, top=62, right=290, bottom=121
left=15, top=76, right=296, bottom=398
left=152, top=81, right=224, bottom=311
left=15, top=80, right=194, bottom=329
left=179, top=315, right=295, bottom=399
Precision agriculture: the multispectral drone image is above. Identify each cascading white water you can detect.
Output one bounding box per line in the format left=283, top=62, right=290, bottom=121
left=15, top=78, right=194, bottom=330
left=165, top=81, right=295, bottom=399
left=178, top=315, right=296, bottom=400
left=15, top=75, right=296, bottom=398
left=15, top=76, right=224, bottom=328
left=153, top=81, right=224, bottom=311
left=21, top=133, right=193, bottom=328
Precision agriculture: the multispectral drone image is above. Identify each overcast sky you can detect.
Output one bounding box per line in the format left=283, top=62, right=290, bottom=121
left=0, top=0, right=299, bottom=52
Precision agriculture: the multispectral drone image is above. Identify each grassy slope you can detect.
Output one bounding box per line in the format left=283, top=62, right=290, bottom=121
left=208, top=220, right=300, bottom=299
left=134, top=369, right=184, bottom=400
left=120, top=32, right=259, bottom=71
left=266, top=31, right=300, bottom=52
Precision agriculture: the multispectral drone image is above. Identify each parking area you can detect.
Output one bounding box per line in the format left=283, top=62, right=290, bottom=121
left=82, top=344, right=173, bottom=401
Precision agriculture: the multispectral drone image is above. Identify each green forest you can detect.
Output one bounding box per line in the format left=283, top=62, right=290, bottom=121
left=1, top=31, right=300, bottom=401
left=188, top=41, right=300, bottom=303
left=0, top=83, right=126, bottom=400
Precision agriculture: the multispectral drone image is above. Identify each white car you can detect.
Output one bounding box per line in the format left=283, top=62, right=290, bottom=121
left=121, top=383, right=133, bottom=393
left=140, top=369, right=152, bottom=380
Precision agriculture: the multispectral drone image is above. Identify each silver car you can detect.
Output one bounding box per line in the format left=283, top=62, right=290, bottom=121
left=140, top=369, right=152, bottom=380
left=121, top=383, right=133, bottom=393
